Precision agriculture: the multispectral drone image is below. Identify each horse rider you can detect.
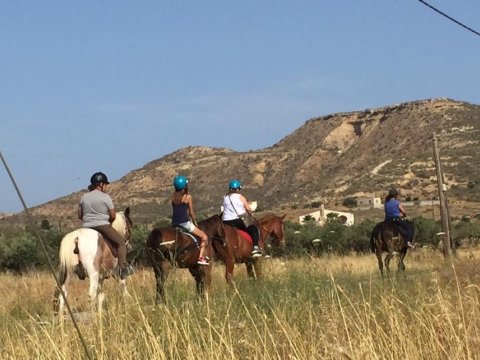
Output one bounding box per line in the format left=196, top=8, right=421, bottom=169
left=78, top=172, right=134, bottom=279
left=221, top=179, right=262, bottom=258
left=384, top=188, right=414, bottom=248
left=171, top=175, right=210, bottom=265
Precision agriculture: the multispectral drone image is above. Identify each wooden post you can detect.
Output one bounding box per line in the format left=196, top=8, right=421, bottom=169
left=433, top=133, right=451, bottom=258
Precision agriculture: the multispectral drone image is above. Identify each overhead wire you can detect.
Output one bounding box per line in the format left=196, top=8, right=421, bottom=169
left=0, top=150, right=93, bottom=360
left=417, top=0, right=480, bottom=37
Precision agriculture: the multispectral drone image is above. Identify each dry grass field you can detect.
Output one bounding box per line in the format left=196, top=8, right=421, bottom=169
left=1, top=249, right=480, bottom=359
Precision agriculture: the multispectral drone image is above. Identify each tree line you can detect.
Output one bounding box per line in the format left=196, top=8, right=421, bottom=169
left=0, top=215, right=479, bottom=272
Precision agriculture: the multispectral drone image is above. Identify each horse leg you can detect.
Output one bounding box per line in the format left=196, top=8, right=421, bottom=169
left=246, top=258, right=262, bottom=280
left=204, top=265, right=212, bottom=302
left=53, top=280, right=69, bottom=322
left=246, top=260, right=255, bottom=279
left=189, top=266, right=206, bottom=299
left=153, top=260, right=170, bottom=304
left=119, top=278, right=128, bottom=296
left=375, top=250, right=384, bottom=276
left=97, top=276, right=105, bottom=316
left=398, top=251, right=407, bottom=274
left=384, top=253, right=394, bottom=275
left=88, top=270, right=101, bottom=312
left=253, top=259, right=262, bottom=279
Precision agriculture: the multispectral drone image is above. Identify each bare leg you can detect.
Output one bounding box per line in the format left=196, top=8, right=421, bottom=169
left=192, top=227, right=208, bottom=259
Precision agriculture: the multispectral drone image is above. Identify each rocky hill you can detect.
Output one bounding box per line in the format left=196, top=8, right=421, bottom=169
left=1, top=98, right=479, bottom=231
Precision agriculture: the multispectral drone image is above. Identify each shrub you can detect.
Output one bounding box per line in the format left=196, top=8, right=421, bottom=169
left=342, top=197, right=357, bottom=208
left=0, top=232, right=42, bottom=272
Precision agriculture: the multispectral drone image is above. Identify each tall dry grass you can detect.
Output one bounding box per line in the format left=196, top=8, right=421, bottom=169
left=1, top=249, right=480, bottom=359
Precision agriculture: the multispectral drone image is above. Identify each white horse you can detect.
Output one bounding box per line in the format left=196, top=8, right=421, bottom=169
left=53, top=207, right=132, bottom=318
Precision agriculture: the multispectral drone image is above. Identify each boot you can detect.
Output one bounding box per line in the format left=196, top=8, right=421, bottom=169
left=119, top=264, right=134, bottom=279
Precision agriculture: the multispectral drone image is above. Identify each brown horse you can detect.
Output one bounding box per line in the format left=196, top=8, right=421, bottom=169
left=212, top=213, right=286, bottom=284
left=370, top=219, right=414, bottom=276
left=146, top=214, right=225, bottom=303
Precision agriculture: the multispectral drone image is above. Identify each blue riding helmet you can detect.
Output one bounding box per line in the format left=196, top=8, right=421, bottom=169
left=173, top=175, right=188, bottom=190
left=229, top=179, right=242, bottom=190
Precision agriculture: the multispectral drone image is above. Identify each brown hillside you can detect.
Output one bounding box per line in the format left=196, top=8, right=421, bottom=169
left=1, top=98, right=479, bottom=230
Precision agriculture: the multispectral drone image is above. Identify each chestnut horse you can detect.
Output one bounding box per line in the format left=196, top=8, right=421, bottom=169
left=146, top=214, right=225, bottom=303
left=212, top=213, right=286, bottom=284
left=53, top=208, right=133, bottom=317
left=370, top=219, right=415, bottom=276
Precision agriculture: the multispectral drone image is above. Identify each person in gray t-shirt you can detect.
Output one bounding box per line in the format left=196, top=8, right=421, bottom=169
left=78, top=172, right=133, bottom=279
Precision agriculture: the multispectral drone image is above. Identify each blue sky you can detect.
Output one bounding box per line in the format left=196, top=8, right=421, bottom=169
left=1, top=1, right=479, bottom=213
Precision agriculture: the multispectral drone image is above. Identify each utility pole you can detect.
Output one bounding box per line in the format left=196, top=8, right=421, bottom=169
left=433, top=133, right=451, bottom=258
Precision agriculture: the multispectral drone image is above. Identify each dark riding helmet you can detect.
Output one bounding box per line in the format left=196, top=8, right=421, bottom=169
left=90, top=172, right=110, bottom=185
left=388, top=188, right=399, bottom=197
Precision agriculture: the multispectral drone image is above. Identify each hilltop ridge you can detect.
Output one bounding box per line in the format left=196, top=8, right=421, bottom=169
left=1, top=98, right=479, bottom=230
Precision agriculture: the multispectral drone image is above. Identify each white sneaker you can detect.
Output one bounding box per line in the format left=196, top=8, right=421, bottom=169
left=251, top=246, right=262, bottom=258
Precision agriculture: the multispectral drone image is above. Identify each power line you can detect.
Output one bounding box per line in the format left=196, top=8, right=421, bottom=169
left=417, top=0, right=480, bottom=37
left=0, top=151, right=93, bottom=360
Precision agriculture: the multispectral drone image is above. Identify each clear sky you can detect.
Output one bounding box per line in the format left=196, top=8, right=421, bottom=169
left=1, top=1, right=479, bottom=213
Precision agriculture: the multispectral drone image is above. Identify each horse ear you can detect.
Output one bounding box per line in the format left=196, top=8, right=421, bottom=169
left=281, top=214, right=286, bottom=220
left=124, top=207, right=130, bottom=217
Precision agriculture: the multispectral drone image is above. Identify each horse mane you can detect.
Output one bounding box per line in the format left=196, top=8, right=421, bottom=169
left=199, top=214, right=222, bottom=225
left=112, top=212, right=127, bottom=235
left=259, top=213, right=285, bottom=222
left=259, top=212, right=277, bottom=219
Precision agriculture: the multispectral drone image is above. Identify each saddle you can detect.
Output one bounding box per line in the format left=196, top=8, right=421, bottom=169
left=385, top=218, right=408, bottom=237
left=102, top=237, right=119, bottom=258
left=236, top=229, right=253, bottom=243
left=173, top=226, right=200, bottom=247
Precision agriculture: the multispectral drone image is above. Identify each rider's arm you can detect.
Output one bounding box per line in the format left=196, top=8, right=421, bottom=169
left=77, top=206, right=83, bottom=220
left=399, top=203, right=407, bottom=217
left=240, top=195, right=252, bottom=214
left=186, top=195, right=198, bottom=225
left=108, top=208, right=116, bottom=224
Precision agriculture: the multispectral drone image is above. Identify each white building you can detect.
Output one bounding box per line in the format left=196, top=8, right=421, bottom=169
left=356, top=195, right=382, bottom=209
left=299, top=204, right=354, bottom=226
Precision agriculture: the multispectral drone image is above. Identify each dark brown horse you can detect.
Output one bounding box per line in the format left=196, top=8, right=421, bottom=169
left=146, top=214, right=225, bottom=303
left=370, top=220, right=414, bottom=276
left=212, top=213, right=286, bottom=284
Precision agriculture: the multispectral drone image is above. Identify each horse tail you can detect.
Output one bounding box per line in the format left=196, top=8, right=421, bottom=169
left=370, top=228, right=376, bottom=253
left=371, top=223, right=383, bottom=253
left=58, top=232, right=80, bottom=284
left=54, top=232, right=79, bottom=313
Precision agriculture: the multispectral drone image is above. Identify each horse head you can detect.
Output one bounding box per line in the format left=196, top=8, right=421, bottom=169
left=259, top=213, right=286, bottom=246
left=113, top=207, right=133, bottom=249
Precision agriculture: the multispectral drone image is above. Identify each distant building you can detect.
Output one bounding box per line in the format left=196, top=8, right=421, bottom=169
left=417, top=200, right=440, bottom=206
left=357, top=195, right=382, bottom=209
left=299, top=204, right=354, bottom=226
